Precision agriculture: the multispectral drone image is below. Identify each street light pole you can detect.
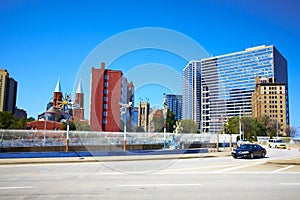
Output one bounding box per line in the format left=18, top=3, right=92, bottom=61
left=120, top=102, right=132, bottom=151
left=163, top=93, right=168, bottom=150
left=239, top=107, right=242, bottom=141
left=66, top=104, right=70, bottom=153
left=43, top=110, right=47, bottom=146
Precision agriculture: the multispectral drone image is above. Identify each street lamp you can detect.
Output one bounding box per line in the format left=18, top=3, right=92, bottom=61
left=163, top=94, right=168, bottom=150
left=239, top=107, right=242, bottom=141
left=120, top=102, right=132, bottom=151
left=43, top=110, right=47, bottom=146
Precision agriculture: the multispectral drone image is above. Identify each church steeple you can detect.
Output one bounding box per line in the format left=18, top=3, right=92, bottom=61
left=53, top=78, right=63, bottom=107
left=76, top=79, right=83, bottom=94
left=74, top=79, right=84, bottom=120
left=54, top=78, right=62, bottom=93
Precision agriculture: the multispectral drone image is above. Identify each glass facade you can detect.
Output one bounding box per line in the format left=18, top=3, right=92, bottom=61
left=182, top=60, right=201, bottom=129
left=200, top=45, right=288, bottom=134
left=165, top=94, right=182, bottom=121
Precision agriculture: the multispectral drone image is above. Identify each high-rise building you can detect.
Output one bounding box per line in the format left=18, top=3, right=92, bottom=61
left=182, top=61, right=201, bottom=129
left=252, top=77, right=287, bottom=136
left=0, top=69, right=17, bottom=114
left=200, top=45, right=289, bottom=134
left=90, top=62, right=133, bottom=132
left=165, top=94, right=182, bottom=121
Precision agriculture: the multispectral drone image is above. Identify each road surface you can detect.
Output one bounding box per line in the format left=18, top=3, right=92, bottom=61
left=0, top=146, right=300, bottom=199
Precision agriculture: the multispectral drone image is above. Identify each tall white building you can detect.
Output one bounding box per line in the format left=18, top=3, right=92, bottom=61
left=182, top=60, right=201, bottom=129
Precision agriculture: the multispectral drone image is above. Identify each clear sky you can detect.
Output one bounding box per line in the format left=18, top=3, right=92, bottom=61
left=0, top=0, right=299, bottom=129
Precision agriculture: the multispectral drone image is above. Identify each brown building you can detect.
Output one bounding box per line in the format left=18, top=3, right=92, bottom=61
left=90, top=62, right=134, bottom=132
left=252, top=77, right=288, bottom=136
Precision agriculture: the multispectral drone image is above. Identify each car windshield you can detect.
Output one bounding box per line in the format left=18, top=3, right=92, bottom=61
left=275, top=140, right=283, bottom=143
left=239, top=144, right=251, bottom=149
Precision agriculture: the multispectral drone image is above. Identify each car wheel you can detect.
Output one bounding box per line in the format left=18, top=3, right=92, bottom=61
left=275, top=145, right=277, bottom=148
left=250, top=153, right=254, bottom=159
left=261, top=152, right=266, bottom=158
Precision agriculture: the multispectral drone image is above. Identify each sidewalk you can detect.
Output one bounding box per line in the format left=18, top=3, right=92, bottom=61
left=0, top=150, right=231, bottom=165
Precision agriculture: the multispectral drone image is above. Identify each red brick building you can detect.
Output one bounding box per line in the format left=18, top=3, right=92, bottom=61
left=90, top=62, right=134, bottom=132
left=73, top=79, right=84, bottom=121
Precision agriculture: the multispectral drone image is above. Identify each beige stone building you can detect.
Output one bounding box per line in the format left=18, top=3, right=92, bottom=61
left=252, top=77, right=287, bottom=136
left=138, top=101, right=150, bottom=132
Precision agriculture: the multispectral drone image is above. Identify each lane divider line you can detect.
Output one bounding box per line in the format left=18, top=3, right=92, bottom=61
left=272, top=165, right=295, bottom=173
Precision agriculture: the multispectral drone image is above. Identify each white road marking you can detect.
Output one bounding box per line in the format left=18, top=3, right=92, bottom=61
left=213, top=164, right=252, bottom=173
left=272, top=165, right=295, bottom=173
left=160, top=164, right=241, bottom=172
left=0, top=186, right=34, bottom=190
left=213, top=161, right=266, bottom=173
left=280, top=183, right=300, bottom=186
left=117, top=183, right=202, bottom=187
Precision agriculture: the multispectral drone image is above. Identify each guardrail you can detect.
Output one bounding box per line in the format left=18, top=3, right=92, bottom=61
left=0, top=129, right=236, bottom=148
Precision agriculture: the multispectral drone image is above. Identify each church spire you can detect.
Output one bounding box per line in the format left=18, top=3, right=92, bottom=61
left=54, top=77, right=62, bottom=93
left=76, top=79, right=83, bottom=94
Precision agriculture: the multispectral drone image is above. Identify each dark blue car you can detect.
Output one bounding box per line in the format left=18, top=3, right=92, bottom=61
left=232, top=144, right=266, bottom=159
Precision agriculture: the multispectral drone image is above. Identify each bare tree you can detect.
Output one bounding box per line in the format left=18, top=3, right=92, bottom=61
left=286, top=125, right=297, bottom=137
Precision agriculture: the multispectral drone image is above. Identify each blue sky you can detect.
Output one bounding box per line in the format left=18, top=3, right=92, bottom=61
left=0, top=0, right=299, bottom=128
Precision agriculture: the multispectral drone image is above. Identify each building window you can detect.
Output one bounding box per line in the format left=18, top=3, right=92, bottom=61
left=104, top=96, right=108, bottom=101
left=104, top=104, right=108, bottom=109
left=104, top=82, right=108, bottom=87
left=104, top=75, right=109, bottom=80
left=103, top=111, right=108, bottom=116
left=103, top=118, right=107, bottom=124
left=104, top=89, right=108, bottom=94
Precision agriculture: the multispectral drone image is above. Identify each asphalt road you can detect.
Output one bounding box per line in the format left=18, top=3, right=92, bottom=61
left=0, top=147, right=300, bottom=199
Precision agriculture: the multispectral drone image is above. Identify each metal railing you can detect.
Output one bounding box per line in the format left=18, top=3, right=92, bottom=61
left=0, top=129, right=236, bottom=148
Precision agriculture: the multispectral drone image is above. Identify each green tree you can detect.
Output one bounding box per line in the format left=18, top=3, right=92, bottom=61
left=226, top=116, right=240, bottom=135
left=0, top=112, right=15, bottom=129
left=134, top=126, right=145, bottom=132
left=179, top=119, right=198, bottom=133
left=151, top=110, right=164, bottom=132
left=61, top=121, right=76, bottom=130
left=241, top=116, right=254, bottom=138
left=253, top=132, right=258, bottom=141
left=253, top=119, right=267, bottom=136
left=74, top=119, right=91, bottom=131
left=166, top=109, right=176, bottom=133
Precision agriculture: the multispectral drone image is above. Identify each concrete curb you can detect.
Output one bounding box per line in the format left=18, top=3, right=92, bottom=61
left=0, top=151, right=231, bottom=165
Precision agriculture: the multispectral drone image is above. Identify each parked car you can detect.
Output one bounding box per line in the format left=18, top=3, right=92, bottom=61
left=237, top=139, right=250, bottom=147
left=232, top=144, right=266, bottom=159
left=268, top=139, right=286, bottom=149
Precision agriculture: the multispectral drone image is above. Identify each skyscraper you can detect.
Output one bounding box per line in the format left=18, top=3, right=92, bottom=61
left=90, top=62, right=134, bottom=132
left=165, top=94, right=182, bottom=121
left=0, top=69, right=17, bottom=114
left=200, top=45, right=289, bottom=134
left=182, top=61, right=201, bottom=129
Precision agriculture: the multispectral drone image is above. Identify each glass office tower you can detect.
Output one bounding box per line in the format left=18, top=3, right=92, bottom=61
left=165, top=94, right=182, bottom=121
left=200, top=45, right=289, bottom=134
left=182, top=60, right=201, bottom=129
